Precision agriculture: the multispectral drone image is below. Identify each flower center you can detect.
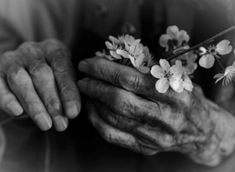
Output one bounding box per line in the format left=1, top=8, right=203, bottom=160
left=208, top=46, right=217, bottom=56
left=164, top=71, right=173, bottom=78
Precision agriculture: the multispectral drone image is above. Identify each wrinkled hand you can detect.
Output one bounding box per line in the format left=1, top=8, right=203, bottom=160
left=0, top=39, right=81, bottom=131
left=78, top=57, right=235, bottom=166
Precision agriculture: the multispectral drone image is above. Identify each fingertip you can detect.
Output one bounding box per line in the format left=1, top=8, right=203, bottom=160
left=77, top=79, right=88, bottom=92
left=54, top=116, right=68, bottom=132
left=7, top=101, right=24, bottom=116
left=34, top=113, right=52, bottom=131
left=65, top=101, right=81, bottom=119
left=78, top=60, right=89, bottom=72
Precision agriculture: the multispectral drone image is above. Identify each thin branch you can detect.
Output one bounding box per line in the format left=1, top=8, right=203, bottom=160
left=167, top=25, right=235, bottom=61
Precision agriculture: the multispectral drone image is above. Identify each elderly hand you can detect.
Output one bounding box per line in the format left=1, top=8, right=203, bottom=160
left=78, top=57, right=235, bottom=166
left=0, top=39, right=81, bottom=131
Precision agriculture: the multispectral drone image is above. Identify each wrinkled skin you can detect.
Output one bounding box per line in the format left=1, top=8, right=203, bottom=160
left=78, top=57, right=235, bottom=166
left=0, top=39, right=81, bottom=131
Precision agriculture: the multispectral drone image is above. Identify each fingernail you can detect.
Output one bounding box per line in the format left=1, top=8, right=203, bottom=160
left=65, top=101, right=81, bottom=119
left=34, top=113, right=52, bottom=131
left=7, top=101, right=23, bottom=116
left=54, top=116, right=68, bottom=132
left=78, top=61, right=89, bottom=72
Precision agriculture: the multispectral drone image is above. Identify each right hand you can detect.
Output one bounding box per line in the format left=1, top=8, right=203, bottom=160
left=0, top=39, right=81, bottom=131
left=78, top=57, right=235, bottom=166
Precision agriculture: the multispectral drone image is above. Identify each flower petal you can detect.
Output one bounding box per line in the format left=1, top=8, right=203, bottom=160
left=216, top=40, right=232, bottom=55
left=214, top=73, right=224, bottom=84
left=129, top=55, right=137, bottom=67
left=109, top=36, right=120, bottom=44
left=155, top=78, right=169, bottom=93
left=116, top=49, right=129, bottom=58
left=105, top=41, right=114, bottom=50
left=199, top=47, right=207, bottom=55
left=110, top=51, right=122, bottom=59
left=185, top=63, right=198, bottom=75
left=199, top=54, right=215, bottom=69
left=95, top=51, right=104, bottom=57
left=159, top=59, right=171, bottom=71
left=183, top=76, right=193, bottom=92
left=129, top=45, right=136, bottom=54
left=151, top=65, right=164, bottom=79
left=169, top=77, right=184, bottom=93
left=159, top=34, right=171, bottom=48
left=135, top=54, right=145, bottom=67
left=177, top=30, right=190, bottom=43
left=166, top=25, right=179, bottom=38
left=170, top=60, right=184, bottom=78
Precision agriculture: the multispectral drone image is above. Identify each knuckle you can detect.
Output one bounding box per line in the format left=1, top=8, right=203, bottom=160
left=113, top=69, right=121, bottom=85
left=120, top=100, right=131, bottom=115
left=19, top=42, right=42, bottom=55
left=2, top=51, right=16, bottom=60
left=0, top=51, right=20, bottom=70
left=53, top=48, right=70, bottom=60
left=27, top=102, right=43, bottom=115
left=59, top=81, right=74, bottom=96
left=7, top=66, right=27, bottom=84
left=126, top=74, right=142, bottom=91
left=52, top=56, right=70, bottom=73
left=119, top=100, right=139, bottom=121
left=59, top=80, right=70, bottom=92
left=43, top=39, right=70, bottom=55
left=29, top=63, right=52, bottom=77
left=18, top=42, right=45, bottom=63
left=18, top=42, right=34, bottom=51
left=112, top=115, right=122, bottom=128
left=45, top=97, right=61, bottom=114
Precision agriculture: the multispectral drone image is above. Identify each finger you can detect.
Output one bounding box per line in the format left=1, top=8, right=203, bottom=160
left=78, top=57, right=154, bottom=93
left=6, top=65, right=52, bottom=131
left=87, top=100, right=158, bottom=155
left=19, top=43, right=68, bottom=131
left=94, top=101, right=175, bottom=149
left=95, top=101, right=205, bottom=150
left=78, top=57, right=191, bottom=106
left=27, top=61, right=68, bottom=131
left=0, top=73, right=23, bottom=116
left=78, top=78, right=185, bottom=132
left=41, top=39, right=81, bottom=119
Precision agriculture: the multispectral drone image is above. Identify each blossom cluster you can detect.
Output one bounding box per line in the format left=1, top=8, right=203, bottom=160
left=96, top=25, right=235, bottom=94
left=96, top=35, right=153, bottom=74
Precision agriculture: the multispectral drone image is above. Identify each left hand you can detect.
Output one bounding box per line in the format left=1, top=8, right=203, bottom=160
left=78, top=57, right=235, bottom=166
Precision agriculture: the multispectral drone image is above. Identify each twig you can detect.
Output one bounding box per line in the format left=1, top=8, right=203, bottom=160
left=167, top=25, right=235, bottom=61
